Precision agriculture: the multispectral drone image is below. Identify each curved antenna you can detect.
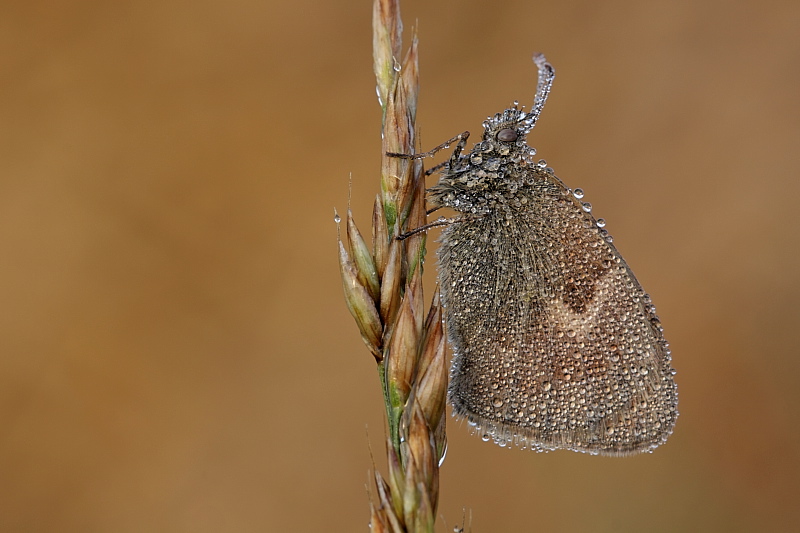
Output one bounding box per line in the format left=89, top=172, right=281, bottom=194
left=526, top=53, right=555, bottom=130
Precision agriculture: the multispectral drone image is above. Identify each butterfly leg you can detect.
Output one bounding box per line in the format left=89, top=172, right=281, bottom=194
left=397, top=213, right=483, bottom=241
left=386, top=131, right=470, bottom=162
left=397, top=216, right=460, bottom=240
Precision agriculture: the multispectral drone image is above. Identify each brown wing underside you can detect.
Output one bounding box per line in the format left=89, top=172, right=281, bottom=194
left=439, top=177, right=678, bottom=455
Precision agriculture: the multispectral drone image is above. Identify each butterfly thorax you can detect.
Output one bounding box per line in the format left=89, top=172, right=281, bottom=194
left=428, top=106, right=545, bottom=216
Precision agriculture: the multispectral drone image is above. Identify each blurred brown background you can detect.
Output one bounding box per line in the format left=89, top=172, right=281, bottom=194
left=1, top=0, right=798, bottom=531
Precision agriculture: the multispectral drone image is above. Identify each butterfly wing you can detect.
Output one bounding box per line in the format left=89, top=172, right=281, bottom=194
left=441, top=168, right=678, bottom=455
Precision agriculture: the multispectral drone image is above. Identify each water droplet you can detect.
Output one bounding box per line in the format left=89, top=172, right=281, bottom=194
left=481, top=433, right=491, bottom=442
left=573, top=188, right=584, bottom=199
left=486, top=159, right=501, bottom=171
left=333, top=212, right=341, bottom=223
left=375, top=86, right=383, bottom=106
left=392, top=57, right=401, bottom=71
left=596, top=218, right=606, bottom=227
left=492, top=397, right=504, bottom=407
left=543, top=381, right=552, bottom=391
left=582, top=202, right=592, bottom=212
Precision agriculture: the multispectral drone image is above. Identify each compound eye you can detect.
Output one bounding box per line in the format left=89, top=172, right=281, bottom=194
left=496, top=128, right=518, bottom=142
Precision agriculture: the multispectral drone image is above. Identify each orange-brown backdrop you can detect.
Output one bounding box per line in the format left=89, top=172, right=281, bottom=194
left=1, top=1, right=798, bottom=531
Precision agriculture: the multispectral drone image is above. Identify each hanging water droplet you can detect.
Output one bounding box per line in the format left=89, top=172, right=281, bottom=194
left=573, top=188, right=584, bottom=199
left=596, top=218, right=606, bottom=227
left=582, top=202, right=592, bottom=212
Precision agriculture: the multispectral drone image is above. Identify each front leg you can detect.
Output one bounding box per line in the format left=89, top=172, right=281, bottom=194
left=386, top=131, right=470, bottom=162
